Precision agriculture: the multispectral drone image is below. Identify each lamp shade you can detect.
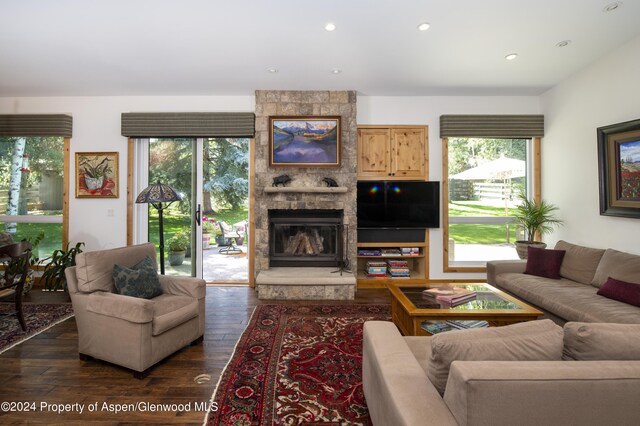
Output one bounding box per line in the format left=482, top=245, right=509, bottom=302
left=136, top=181, right=182, bottom=204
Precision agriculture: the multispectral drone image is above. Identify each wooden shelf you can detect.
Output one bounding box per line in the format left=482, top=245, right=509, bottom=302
left=357, top=254, right=425, bottom=259
left=263, top=187, right=348, bottom=194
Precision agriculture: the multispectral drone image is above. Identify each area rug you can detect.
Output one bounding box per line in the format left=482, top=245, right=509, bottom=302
left=0, top=303, right=74, bottom=354
left=205, top=304, right=391, bottom=425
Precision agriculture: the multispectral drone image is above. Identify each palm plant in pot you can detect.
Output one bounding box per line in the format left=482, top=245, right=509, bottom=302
left=513, top=193, right=563, bottom=259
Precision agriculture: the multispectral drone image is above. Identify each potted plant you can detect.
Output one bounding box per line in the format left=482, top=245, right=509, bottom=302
left=513, top=193, right=563, bottom=259
left=41, top=241, right=85, bottom=291
left=167, top=230, right=189, bottom=266
left=202, top=217, right=216, bottom=249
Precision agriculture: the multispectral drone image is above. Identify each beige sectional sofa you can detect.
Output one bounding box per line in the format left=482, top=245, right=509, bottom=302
left=487, top=240, right=640, bottom=324
left=363, top=320, right=640, bottom=426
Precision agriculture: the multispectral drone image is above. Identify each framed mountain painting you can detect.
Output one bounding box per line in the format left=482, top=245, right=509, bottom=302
left=269, top=116, right=341, bottom=167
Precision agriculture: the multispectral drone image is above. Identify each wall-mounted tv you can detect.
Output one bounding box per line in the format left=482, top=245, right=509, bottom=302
left=357, top=180, right=440, bottom=228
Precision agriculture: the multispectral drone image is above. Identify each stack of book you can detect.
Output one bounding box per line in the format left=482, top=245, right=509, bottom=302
left=422, top=287, right=477, bottom=305
left=387, top=259, right=410, bottom=278
left=366, top=260, right=388, bottom=278
left=401, top=247, right=420, bottom=256
left=358, top=248, right=382, bottom=256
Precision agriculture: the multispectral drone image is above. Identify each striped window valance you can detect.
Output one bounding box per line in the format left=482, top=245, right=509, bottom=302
left=440, top=115, right=544, bottom=138
left=121, top=112, right=255, bottom=138
left=0, top=114, right=73, bottom=137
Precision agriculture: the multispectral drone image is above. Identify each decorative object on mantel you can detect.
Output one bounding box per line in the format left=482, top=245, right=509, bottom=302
left=272, top=174, right=292, bottom=187
left=204, top=304, right=390, bottom=425
left=513, top=192, right=563, bottom=259
left=269, top=116, right=341, bottom=167
left=263, top=186, right=348, bottom=193
left=322, top=177, right=339, bottom=187
left=597, top=118, right=640, bottom=218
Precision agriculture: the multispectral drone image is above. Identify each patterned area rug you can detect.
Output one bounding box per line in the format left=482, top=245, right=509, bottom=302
left=0, top=303, right=74, bottom=354
left=206, top=304, right=391, bottom=425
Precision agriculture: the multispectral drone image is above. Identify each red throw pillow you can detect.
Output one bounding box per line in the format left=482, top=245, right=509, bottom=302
left=597, top=277, right=640, bottom=307
left=524, top=246, right=566, bottom=279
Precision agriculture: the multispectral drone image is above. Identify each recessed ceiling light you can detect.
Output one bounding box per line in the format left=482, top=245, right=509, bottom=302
left=603, top=1, right=622, bottom=12
left=505, top=53, right=518, bottom=61
left=417, top=22, right=431, bottom=31
left=266, top=67, right=279, bottom=74
left=556, top=40, right=571, bottom=48
left=325, top=23, right=336, bottom=31
left=331, top=68, right=342, bottom=74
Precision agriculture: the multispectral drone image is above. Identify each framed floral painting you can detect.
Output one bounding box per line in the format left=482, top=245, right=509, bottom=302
left=75, top=152, right=118, bottom=198
left=597, top=119, right=640, bottom=218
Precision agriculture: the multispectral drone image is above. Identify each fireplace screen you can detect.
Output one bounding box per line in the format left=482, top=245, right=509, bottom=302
left=269, top=210, right=342, bottom=267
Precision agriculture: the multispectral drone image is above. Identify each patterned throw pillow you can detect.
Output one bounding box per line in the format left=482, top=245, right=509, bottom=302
left=112, top=256, right=163, bottom=299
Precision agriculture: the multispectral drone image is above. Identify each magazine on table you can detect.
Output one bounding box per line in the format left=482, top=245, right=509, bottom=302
left=422, top=287, right=477, bottom=303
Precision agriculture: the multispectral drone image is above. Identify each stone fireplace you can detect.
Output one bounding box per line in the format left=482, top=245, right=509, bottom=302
left=254, top=90, right=357, bottom=300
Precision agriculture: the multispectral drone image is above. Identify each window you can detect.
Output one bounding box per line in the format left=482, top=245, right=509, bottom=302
left=444, top=137, right=537, bottom=271
left=0, top=136, right=68, bottom=262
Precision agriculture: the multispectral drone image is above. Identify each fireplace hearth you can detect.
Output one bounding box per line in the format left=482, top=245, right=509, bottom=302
left=269, top=209, right=343, bottom=267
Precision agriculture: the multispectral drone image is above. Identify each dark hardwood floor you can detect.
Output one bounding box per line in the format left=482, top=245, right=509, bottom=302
left=0, top=286, right=390, bottom=424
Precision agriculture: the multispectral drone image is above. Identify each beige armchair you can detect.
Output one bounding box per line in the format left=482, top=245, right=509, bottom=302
left=65, top=243, right=205, bottom=378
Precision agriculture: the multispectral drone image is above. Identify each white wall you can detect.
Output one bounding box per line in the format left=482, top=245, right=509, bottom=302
left=0, top=96, right=254, bottom=251
left=357, top=96, right=541, bottom=279
left=541, top=34, right=640, bottom=254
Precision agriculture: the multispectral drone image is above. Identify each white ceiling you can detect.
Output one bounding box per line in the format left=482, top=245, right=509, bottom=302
left=1, top=0, right=639, bottom=97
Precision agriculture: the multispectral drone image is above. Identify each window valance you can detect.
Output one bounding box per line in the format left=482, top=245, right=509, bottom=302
left=440, top=115, right=544, bottom=138
left=121, top=112, right=255, bottom=138
left=0, top=114, right=73, bottom=137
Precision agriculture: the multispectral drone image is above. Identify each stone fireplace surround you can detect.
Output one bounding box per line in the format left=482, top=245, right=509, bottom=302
left=254, top=90, right=357, bottom=300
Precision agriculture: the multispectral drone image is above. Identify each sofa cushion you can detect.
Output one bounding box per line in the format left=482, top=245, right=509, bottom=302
left=524, top=247, right=565, bottom=279
left=591, top=249, right=640, bottom=288
left=75, top=243, right=158, bottom=293
left=554, top=240, right=605, bottom=284
left=563, top=322, right=640, bottom=360
left=113, top=256, right=163, bottom=299
left=496, top=273, right=640, bottom=324
left=597, top=277, right=640, bottom=307
left=427, top=319, right=563, bottom=395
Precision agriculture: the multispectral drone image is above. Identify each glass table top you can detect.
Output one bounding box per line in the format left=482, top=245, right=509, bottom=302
left=399, top=284, right=521, bottom=311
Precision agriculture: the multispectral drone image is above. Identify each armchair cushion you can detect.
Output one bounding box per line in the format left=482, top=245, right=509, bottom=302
left=152, top=294, right=198, bottom=336
left=159, top=274, right=206, bottom=299
left=86, top=292, right=154, bottom=323
left=75, top=243, right=157, bottom=293
left=113, top=256, right=162, bottom=299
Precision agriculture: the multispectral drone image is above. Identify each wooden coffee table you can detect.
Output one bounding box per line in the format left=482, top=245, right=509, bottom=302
left=389, top=283, right=544, bottom=336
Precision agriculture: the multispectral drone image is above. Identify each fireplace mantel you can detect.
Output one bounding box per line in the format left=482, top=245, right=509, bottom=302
left=263, top=187, right=348, bottom=194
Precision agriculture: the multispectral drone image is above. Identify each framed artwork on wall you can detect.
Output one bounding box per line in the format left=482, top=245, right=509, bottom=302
left=597, top=119, right=640, bottom=218
left=75, top=152, right=119, bottom=198
left=269, top=116, right=341, bottom=167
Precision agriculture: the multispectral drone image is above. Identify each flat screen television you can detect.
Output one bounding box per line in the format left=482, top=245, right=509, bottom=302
left=357, top=180, right=440, bottom=228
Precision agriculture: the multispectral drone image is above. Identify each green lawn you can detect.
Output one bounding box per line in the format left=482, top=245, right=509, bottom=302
left=449, top=201, right=519, bottom=244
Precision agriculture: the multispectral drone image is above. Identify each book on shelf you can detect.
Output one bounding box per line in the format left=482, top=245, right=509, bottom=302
left=387, top=260, right=409, bottom=267
left=380, top=248, right=402, bottom=256
left=358, top=249, right=382, bottom=256
left=366, top=261, right=388, bottom=268
left=401, top=247, right=420, bottom=256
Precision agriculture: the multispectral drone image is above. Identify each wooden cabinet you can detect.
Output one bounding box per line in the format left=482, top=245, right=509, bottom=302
left=357, top=125, right=427, bottom=180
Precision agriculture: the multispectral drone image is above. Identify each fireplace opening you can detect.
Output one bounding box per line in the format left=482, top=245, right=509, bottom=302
left=269, top=209, right=343, bottom=267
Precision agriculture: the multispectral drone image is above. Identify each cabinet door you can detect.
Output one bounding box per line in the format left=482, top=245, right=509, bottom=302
left=357, top=128, right=391, bottom=178
left=391, top=128, right=426, bottom=179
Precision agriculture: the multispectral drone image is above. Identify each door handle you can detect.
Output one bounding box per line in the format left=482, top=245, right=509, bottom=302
left=195, top=204, right=201, bottom=226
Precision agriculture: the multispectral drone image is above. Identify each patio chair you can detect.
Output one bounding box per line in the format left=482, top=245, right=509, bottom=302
left=218, top=221, right=243, bottom=255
